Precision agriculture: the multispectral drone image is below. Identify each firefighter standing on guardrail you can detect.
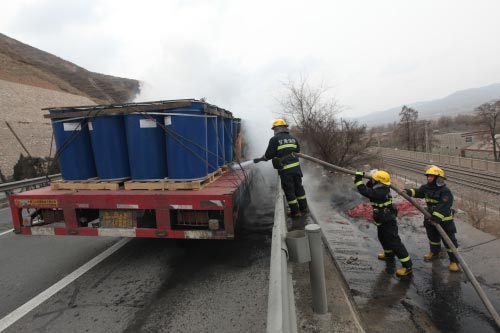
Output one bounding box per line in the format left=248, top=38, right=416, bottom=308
left=253, top=119, right=308, bottom=217
left=404, top=165, right=459, bottom=272
left=355, top=170, right=413, bottom=277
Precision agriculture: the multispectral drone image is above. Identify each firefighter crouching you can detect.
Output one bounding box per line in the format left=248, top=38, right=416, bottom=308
left=253, top=119, right=308, bottom=217
left=355, top=170, right=413, bottom=277
left=404, top=165, right=459, bottom=272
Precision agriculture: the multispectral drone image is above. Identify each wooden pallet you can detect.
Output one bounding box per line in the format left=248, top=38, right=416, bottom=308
left=124, top=168, right=224, bottom=191
left=50, top=179, right=124, bottom=191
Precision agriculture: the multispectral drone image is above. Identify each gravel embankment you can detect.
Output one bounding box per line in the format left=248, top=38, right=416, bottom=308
left=0, top=79, right=95, bottom=178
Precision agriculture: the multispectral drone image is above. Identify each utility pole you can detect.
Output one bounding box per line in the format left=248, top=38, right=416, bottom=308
left=424, top=122, right=429, bottom=153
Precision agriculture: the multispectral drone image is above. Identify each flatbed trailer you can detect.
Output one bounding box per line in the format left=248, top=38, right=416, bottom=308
left=9, top=169, right=250, bottom=240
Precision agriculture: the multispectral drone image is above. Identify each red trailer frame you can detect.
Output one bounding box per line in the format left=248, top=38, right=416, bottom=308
left=9, top=170, right=251, bottom=240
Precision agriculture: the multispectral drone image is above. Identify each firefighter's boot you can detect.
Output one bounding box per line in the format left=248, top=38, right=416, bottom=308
left=377, top=252, right=395, bottom=261
left=423, top=252, right=439, bottom=261
left=396, top=267, right=413, bottom=277
left=449, top=262, right=460, bottom=272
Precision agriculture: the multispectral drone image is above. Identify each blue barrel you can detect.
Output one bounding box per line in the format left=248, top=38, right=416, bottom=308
left=125, top=113, right=167, bottom=180
left=164, top=111, right=209, bottom=180
left=52, top=118, right=97, bottom=180
left=89, top=115, right=130, bottom=180
left=206, top=116, right=218, bottom=173
left=217, top=116, right=225, bottom=166
left=224, top=117, right=233, bottom=163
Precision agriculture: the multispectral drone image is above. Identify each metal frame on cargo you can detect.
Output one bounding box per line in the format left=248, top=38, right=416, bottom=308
left=42, top=99, right=233, bottom=119
left=9, top=169, right=250, bottom=240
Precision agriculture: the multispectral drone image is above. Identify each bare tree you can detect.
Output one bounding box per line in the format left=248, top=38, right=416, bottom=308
left=437, top=115, right=453, bottom=130
left=475, top=100, right=500, bottom=161
left=280, top=77, right=341, bottom=131
left=398, top=105, right=418, bottom=150
left=279, top=77, right=370, bottom=167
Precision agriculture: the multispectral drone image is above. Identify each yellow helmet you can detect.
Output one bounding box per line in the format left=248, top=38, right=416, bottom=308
left=372, top=170, right=391, bottom=185
left=271, top=118, right=288, bottom=129
left=425, top=165, right=445, bottom=179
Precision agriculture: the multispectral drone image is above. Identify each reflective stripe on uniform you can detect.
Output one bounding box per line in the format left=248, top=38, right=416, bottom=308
left=277, top=144, right=298, bottom=150
left=409, top=189, right=416, bottom=197
left=288, top=199, right=298, bottom=204
left=283, top=162, right=300, bottom=170
left=447, top=249, right=453, bottom=253
left=430, top=241, right=441, bottom=246
left=370, top=200, right=392, bottom=207
left=373, top=221, right=382, bottom=226
left=432, top=211, right=453, bottom=221
left=355, top=181, right=363, bottom=187
left=297, top=195, right=306, bottom=200
left=425, top=198, right=439, bottom=204
left=384, top=250, right=393, bottom=253
left=400, top=256, right=411, bottom=263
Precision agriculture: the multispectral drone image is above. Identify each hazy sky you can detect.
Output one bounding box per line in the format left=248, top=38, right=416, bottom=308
left=2, top=0, right=500, bottom=129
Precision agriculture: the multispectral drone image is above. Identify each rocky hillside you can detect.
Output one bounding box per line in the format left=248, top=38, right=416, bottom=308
left=0, top=33, right=140, bottom=178
left=0, top=33, right=140, bottom=104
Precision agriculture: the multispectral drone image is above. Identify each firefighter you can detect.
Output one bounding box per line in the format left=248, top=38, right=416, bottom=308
left=354, top=170, right=413, bottom=277
left=404, top=165, right=459, bottom=272
left=253, top=119, right=308, bottom=217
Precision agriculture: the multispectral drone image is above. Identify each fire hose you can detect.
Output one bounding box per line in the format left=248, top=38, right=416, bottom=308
left=295, top=152, right=500, bottom=329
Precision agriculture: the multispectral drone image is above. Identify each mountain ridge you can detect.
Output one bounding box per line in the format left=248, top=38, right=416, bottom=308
left=357, top=82, right=500, bottom=126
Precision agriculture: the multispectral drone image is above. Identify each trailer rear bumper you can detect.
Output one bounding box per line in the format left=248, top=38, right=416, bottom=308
left=9, top=170, right=251, bottom=240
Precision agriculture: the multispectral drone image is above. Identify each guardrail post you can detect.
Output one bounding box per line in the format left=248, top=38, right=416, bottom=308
left=305, top=224, right=328, bottom=314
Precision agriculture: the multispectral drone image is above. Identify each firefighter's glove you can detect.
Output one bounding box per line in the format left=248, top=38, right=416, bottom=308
left=354, top=171, right=364, bottom=184
left=253, top=157, right=265, bottom=163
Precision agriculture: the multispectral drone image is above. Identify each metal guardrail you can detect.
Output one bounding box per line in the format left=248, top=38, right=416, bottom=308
left=0, top=174, right=61, bottom=193
left=267, top=185, right=297, bottom=333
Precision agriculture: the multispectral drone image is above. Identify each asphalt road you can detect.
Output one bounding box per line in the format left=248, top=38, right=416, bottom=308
left=0, top=207, right=14, bottom=232
left=0, top=171, right=274, bottom=332
left=0, top=209, right=120, bottom=321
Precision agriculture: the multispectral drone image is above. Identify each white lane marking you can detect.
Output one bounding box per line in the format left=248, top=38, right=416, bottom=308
left=0, top=229, right=13, bottom=237
left=0, top=238, right=131, bottom=332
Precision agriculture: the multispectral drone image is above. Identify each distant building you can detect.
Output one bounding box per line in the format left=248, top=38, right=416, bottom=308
left=461, top=133, right=500, bottom=160
left=434, top=131, right=488, bottom=156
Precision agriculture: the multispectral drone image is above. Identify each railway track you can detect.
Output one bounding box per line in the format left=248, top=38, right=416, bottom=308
left=382, top=155, right=500, bottom=195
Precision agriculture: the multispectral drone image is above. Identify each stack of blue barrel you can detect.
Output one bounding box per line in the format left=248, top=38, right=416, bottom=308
left=49, top=100, right=238, bottom=182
